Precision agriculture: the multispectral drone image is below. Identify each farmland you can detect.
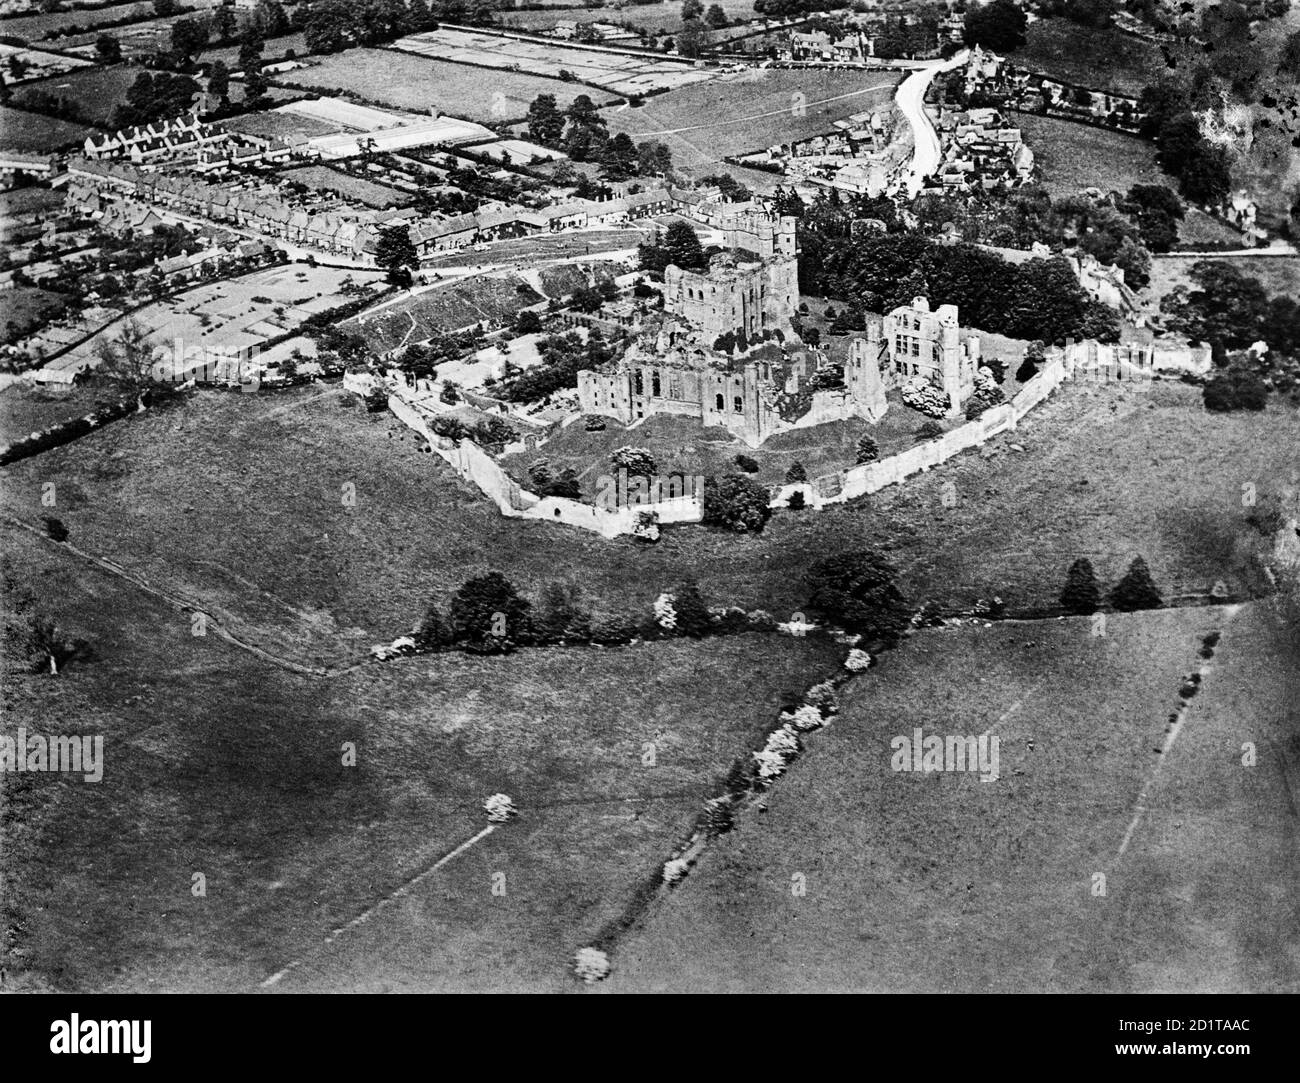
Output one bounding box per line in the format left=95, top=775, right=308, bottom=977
left=275, top=47, right=619, bottom=123
left=40, top=263, right=385, bottom=384
left=605, top=602, right=1299, bottom=992
left=498, top=0, right=771, bottom=38
left=0, top=514, right=844, bottom=991
left=1017, top=112, right=1164, bottom=197
left=12, top=63, right=142, bottom=125
left=603, top=67, right=902, bottom=188
left=391, top=26, right=716, bottom=96
left=0, top=103, right=93, bottom=149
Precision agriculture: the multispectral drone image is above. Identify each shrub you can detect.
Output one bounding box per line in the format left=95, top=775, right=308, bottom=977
left=592, top=612, right=640, bottom=645
left=672, top=579, right=712, bottom=637
left=734, top=453, right=759, bottom=473
left=414, top=603, right=451, bottom=650
left=448, top=571, right=532, bottom=652
left=806, top=548, right=911, bottom=645
left=914, top=419, right=944, bottom=441
left=703, top=474, right=772, bottom=533
left=42, top=516, right=69, bottom=543
left=1110, top=556, right=1163, bottom=612
left=535, top=582, right=592, bottom=644
left=901, top=378, right=949, bottom=418
left=1060, top=557, right=1101, bottom=615
left=787, top=490, right=806, bottom=510
left=1203, top=368, right=1268, bottom=412
left=611, top=446, right=656, bottom=477
left=785, top=461, right=807, bottom=483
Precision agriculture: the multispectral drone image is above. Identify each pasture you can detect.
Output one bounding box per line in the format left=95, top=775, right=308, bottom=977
left=277, top=47, right=619, bottom=123
left=1017, top=112, right=1164, bottom=197
left=606, top=603, right=1300, bottom=992
left=0, top=516, right=843, bottom=991
left=603, top=67, right=901, bottom=185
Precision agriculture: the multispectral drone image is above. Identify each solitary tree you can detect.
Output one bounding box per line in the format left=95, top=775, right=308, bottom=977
left=1060, top=557, right=1101, bottom=615
left=785, top=461, right=807, bottom=483
left=1110, top=556, right=1163, bottom=612
left=93, top=318, right=161, bottom=407
left=671, top=579, right=712, bottom=637
left=375, top=225, right=418, bottom=287
left=95, top=34, right=123, bottom=64
left=806, top=549, right=911, bottom=645
left=449, top=571, right=532, bottom=653
left=855, top=434, right=879, bottom=465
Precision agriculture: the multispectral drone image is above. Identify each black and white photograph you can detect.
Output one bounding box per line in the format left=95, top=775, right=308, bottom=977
left=0, top=0, right=1296, bottom=1055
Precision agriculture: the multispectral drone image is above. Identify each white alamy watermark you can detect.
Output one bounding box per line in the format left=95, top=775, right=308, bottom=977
left=50, top=1015, right=150, bottom=1063
left=890, top=728, right=1000, bottom=783
left=594, top=468, right=704, bottom=510
left=1, top=728, right=103, bottom=782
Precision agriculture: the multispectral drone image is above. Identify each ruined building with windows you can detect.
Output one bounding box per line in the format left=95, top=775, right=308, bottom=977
left=577, top=216, right=893, bottom=446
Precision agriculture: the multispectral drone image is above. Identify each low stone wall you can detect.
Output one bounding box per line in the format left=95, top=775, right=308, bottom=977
left=389, top=393, right=703, bottom=538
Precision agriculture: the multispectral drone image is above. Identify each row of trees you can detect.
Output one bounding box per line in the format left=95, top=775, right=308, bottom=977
left=412, top=546, right=910, bottom=656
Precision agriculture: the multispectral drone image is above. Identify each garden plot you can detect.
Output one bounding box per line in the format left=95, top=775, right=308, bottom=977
left=49, top=264, right=383, bottom=380
left=390, top=27, right=717, bottom=96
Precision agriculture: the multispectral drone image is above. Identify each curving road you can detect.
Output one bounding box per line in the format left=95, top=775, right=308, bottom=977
left=894, top=48, right=970, bottom=198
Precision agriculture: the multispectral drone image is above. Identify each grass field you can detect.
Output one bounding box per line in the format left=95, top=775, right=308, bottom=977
left=0, top=520, right=844, bottom=991
left=0, top=286, right=68, bottom=346
left=1146, top=253, right=1300, bottom=306
left=13, top=63, right=142, bottom=125
left=1, top=376, right=1296, bottom=674
left=1010, top=17, right=1165, bottom=97
left=1017, top=112, right=1164, bottom=197
left=392, top=26, right=715, bottom=96
left=276, top=47, right=618, bottom=122
left=498, top=0, right=764, bottom=37
left=0, top=103, right=94, bottom=149
left=0, top=381, right=113, bottom=439
left=604, top=68, right=901, bottom=187
left=605, top=602, right=1299, bottom=991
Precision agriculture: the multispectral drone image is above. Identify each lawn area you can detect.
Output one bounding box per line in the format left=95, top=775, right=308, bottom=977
left=604, top=67, right=902, bottom=187
left=1017, top=112, right=1164, bottom=197
left=0, top=521, right=844, bottom=991
left=1145, top=253, right=1300, bottom=306
left=1009, top=17, right=1165, bottom=97
left=0, top=103, right=94, bottom=150
left=605, top=602, right=1299, bottom=991
left=275, top=47, right=619, bottom=123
